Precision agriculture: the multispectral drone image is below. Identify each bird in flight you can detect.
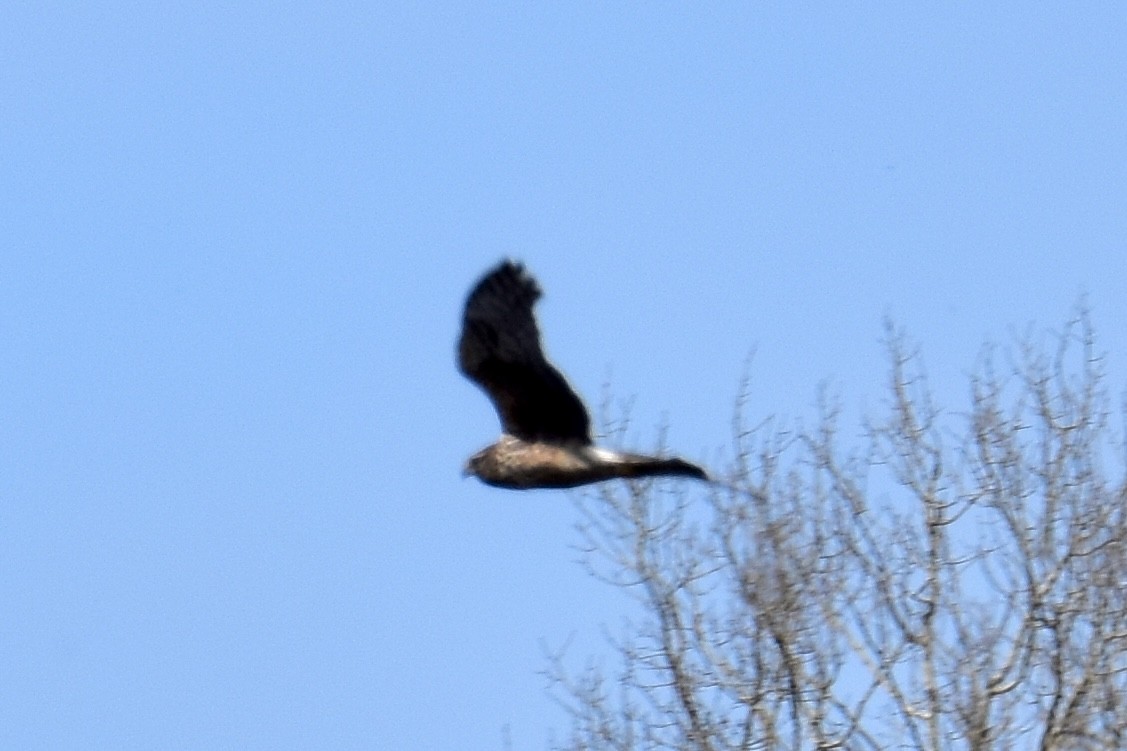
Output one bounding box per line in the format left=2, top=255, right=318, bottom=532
left=457, top=260, right=708, bottom=489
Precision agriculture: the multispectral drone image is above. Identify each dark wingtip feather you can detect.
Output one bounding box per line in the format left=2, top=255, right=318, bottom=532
left=466, top=259, right=541, bottom=309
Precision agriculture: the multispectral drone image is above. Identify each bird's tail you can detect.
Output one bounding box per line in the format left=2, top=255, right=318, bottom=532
left=615, top=452, right=709, bottom=482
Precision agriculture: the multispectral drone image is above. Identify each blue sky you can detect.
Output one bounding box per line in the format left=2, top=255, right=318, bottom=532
left=3, top=3, right=1126, bottom=749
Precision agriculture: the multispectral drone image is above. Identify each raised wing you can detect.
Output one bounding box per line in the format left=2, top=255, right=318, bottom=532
left=458, top=261, right=591, bottom=443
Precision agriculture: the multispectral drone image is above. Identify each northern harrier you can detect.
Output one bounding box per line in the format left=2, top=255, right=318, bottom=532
left=458, top=260, right=708, bottom=489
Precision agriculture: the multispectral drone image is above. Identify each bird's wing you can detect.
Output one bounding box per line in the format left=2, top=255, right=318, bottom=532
left=457, top=261, right=591, bottom=443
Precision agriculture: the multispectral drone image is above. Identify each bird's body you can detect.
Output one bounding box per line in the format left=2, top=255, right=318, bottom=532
left=465, top=436, right=707, bottom=490
left=457, top=260, right=707, bottom=490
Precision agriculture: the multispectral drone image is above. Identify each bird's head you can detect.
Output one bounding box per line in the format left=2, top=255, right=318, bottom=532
left=461, top=446, right=490, bottom=480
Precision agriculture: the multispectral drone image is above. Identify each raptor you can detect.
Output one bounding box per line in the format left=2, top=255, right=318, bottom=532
left=457, top=260, right=708, bottom=489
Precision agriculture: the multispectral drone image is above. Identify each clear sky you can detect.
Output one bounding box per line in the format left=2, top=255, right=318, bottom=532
left=3, top=4, right=1126, bottom=749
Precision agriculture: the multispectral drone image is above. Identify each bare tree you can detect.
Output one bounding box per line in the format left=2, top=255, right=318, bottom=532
left=549, top=310, right=1127, bottom=751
